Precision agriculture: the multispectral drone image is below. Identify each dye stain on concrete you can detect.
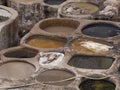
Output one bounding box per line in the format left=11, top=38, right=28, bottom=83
left=82, top=23, right=120, bottom=38
left=44, top=0, right=66, bottom=5
left=79, top=79, right=115, bottom=90
left=0, top=9, right=11, bottom=22
left=0, top=61, right=35, bottom=80
left=68, top=55, right=114, bottom=69
left=4, top=48, right=38, bottom=58
left=62, top=2, right=99, bottom=15
left=27, top=35, right=67, bottom=49
left=36, top=69, right=75, bottom=86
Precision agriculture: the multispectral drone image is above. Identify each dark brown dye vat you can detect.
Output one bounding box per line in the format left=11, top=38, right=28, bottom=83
left=36, top=69, right=75, bottom=86
left=82, top=23, right=120, bottom=38
left=0, top=61, right=35, bottom=80
left=26, top=35, right=67, bottom=49
left=79, top=79, right=115, bottom=90
left=4, top=48, right=38, bottom=58
left=68, top=55, right=114, bottom=69
left=40, top=19, right=80, bottom=35
left=44, top=0, right=66, bottom=5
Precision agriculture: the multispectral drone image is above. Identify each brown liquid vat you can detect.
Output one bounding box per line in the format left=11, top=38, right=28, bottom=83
left=70, top=38, right=113, bottom=54
left=59, top=1, right=101, bottom=19
left=24, top=35, right=67, bottom=49
left=2, top=46, right=39, bottom=58
left=36, top=69, right=75, bottom=86
left=0, top=61, right=35, bottom=80
left=39, top=18, right=80, bottom=35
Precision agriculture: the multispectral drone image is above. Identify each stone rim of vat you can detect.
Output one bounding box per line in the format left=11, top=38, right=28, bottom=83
left=79, top=76, right=117, bottom=90
left=58, top=0, right=102, bottom=19
left=0, top=46, right=39, bottom=59
left=20, top=33, right=68, bottom=50
left=35, top=69, right=76, bottom=86
left=0, top=5, right=18, bottom=24
left=38, top=18, right=80, bottom=35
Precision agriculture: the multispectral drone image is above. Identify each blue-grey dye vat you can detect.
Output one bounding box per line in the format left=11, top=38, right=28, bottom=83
left=44, top=0, right=66, bottom=5
left=82, top=23, right=120, bottom=38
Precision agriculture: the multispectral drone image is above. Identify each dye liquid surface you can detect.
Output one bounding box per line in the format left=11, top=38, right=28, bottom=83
left=82, top=23, right=120, bottom=38
left=36, top=69, right=75, bottom=86
left=44, top=26, right=75, bottom=34
left=27, top=36, right=66, bottom=49
left=80, top=79, right=115, bottom=90
left=44, top=0, right=66, bottom=5
left=0, top=61, right=35, bottom=80
left=68, top=55, right=114, bottom=69
left=4, top=48, right=38, bottom=58
left=62, top=2, right=99, bottom=15
left=0, top=9, right=11, bottom=22
left=70, top=38, right=112, bottom=54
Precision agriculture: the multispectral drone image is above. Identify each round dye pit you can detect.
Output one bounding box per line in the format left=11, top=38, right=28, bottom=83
left=68, top=55, right=114, bottom=69
left=26, top=35, right=67, bottom=49
left=0, top=9, right=11, bottom=22
left=70, top=38, right=112, bottom=54
left=61, top=2, right=99, bottom=15
left=44, top=0, right=66, bottom=5
left=79, top=79, right=115, bottom=90
left=39, top=19, right=80, bottom=35
left=0, top=61, right=35, bottom=80
left=36, top=69, right=75, bottom=86
left=4, top=48, right=38, bottom=58
left=82, top=23, right=120, bottom=38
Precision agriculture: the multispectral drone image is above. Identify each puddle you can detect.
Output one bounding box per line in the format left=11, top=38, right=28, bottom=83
left=4, top=48, right=38, bottom=58
left=82, top=23, right=120, bottom=38
left=44, top=0, right=66, bottom=5
left=70, top=38, right=113, bottom=54
left=0, top=9, right=11, bottom=22
left=39, top=52, right=64, bottom=69
left=0, top=61, right=35, bottom=80
left=61, top=2, right=99, bottom=15
left=79, top=79, right=115, bottom=90
left=26, top=35, right=67, bottom=49
left=68, top=55, right=114, bottom=69
left=36, top=69, right=75, bottom=86
left=40, top=19, right=79, bottom=35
